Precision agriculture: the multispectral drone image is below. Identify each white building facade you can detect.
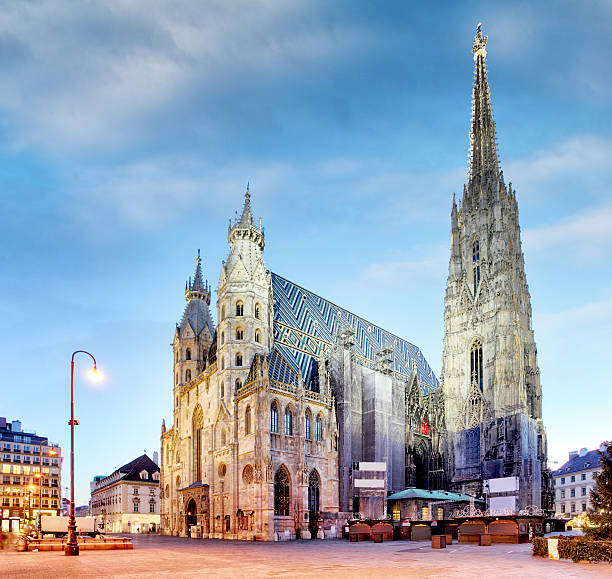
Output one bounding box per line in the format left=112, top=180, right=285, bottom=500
left=553, top=447, right=602, bottom=519
left=90, top=454, right=160, bottom=534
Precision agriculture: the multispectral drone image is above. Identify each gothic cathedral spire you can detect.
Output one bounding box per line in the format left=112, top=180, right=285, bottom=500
left=441, top=24, right=552, bottom=513
left=468, top=24, right=500, bottom=187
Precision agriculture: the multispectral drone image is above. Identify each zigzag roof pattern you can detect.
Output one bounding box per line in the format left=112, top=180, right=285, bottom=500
left=270, top=272, right=439, bottom=393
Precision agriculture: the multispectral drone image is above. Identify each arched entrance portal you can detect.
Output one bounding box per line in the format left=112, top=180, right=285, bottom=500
left=186, top=498, right=197, bottom=535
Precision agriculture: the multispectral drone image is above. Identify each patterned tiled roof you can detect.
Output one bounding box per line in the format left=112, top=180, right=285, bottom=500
left=270, top=273, right=439, bottom=393
left=267, top=347, right=299, bottom=386
left=553, top=449, right=602, bottom=477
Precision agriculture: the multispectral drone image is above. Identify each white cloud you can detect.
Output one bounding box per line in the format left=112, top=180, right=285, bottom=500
left=523, top=204, right=612, bottom=258
left=537, top=296, right=612, bottom=330
left=505, top=135, right=612, bottom=188
left=0, top=1, right=375, bottom=153
left=356, top=249, right=449, bottom=288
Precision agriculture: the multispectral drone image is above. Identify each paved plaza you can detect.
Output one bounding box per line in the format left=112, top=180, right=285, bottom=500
left=1, top=535, right=611, bottom=578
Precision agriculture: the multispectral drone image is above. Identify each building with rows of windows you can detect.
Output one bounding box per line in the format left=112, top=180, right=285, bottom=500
left=90, top=453, right=160, bottom=533
left=553, top=446, right=603, bottom=519
left=0, top=417, right=61, bottom=533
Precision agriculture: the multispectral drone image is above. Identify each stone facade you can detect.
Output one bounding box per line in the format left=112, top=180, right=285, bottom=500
left=440, top=25, right=553, bottom=512
left=326, top=343, right=444, bottom=517
left=160, top=191, right=340, bottom=541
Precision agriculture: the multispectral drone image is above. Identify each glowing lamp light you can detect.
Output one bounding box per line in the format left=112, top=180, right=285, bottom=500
left=88, top=366, right=103, bottom=383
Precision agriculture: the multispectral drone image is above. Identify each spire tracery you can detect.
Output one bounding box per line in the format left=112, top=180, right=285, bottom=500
left=468, top=23, right=500, bottom=188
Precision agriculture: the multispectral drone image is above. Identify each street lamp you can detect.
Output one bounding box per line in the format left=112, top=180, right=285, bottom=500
left=66, top=350, right=102, bottom=557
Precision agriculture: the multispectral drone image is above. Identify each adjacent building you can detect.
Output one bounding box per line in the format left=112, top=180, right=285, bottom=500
left=553, top=446, right=603, bottom=519
left=0, top=417, right=61, bottom=532
left=440, top=25, right=553, bottom=513
left=90, top=454, right=160, bottom=533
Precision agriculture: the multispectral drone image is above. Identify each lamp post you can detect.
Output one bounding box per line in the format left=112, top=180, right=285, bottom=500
left=66, top=350, right=102, bottom=557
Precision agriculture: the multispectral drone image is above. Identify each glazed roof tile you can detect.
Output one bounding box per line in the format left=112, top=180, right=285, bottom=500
left=270, top=272, right=439, bottom=392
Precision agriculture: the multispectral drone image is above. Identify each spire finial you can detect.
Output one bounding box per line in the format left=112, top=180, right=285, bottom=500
left=473, top=22, right=487, bottom=60
left=188, top=250, right=206, bottom=296
left=467, top=22, right=499, bottom=188
left=238, top=182, right=253, bottom=226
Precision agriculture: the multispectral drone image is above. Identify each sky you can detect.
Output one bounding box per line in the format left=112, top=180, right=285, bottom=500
left=1, top=1, right=611, bottom=506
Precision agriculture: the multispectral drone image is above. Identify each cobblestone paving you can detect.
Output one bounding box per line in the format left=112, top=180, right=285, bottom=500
left=1, top=534, right=610, bottom=578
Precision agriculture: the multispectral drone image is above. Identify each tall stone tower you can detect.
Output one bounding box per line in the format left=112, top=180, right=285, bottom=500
left=216, top=185, right=273, bottom=403
left=172, top=252, right=215, bottom=424
left=441, top=25, right=553, bottom=512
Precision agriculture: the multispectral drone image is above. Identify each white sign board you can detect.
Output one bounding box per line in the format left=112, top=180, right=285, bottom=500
left=489, top=496, right=516, bottom=513
left=354, top=479, right=385, bottom=489
left=358, top=462, right=386, bottom=472
left=486, top=476, right=519, bottom=493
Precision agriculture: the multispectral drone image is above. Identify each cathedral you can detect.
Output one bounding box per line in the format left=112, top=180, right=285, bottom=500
left=159, top=25, right=552, bottom=540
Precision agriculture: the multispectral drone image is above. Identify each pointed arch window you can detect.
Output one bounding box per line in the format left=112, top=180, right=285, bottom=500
left=255, top=304, right=261, bottom=319
left=274, top=466, right=290, bottom=516
left=270, top=402, right=279, bottom=434
left=236, top=328, right=244, bottom=340
left=470, top=339, right=483, bottom=391
left=305, top=410, right=312, bottom=440
left=315, top=415, right=323, bottom=442
left=245, top=405, right=252, bottom=435
left=192, top=406, right=203, bottom=482
left=472, top=240, right=481, bottom=295
left=185, top=369, right=191, bottom=382
left=236, top=301, right=244, bottom=317
left=308, top=469, right=320, bottom=513
left=186, top=348, right=191, bottom=360
left=236, top=353, right=243, bottom=367
left=235, top=378, right=242, bottom=390
left=284, top=407, right=293, bottom=436
left=255, top=330, right=261, bottom=343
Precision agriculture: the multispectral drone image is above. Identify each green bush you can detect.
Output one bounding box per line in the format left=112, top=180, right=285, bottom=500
left=557, top=537, right=612, bottom=563
left=531, top=536, right=548, bottom=557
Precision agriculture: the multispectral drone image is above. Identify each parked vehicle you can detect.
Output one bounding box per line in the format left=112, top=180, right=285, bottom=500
left=40, top=516, right=102, bottom=538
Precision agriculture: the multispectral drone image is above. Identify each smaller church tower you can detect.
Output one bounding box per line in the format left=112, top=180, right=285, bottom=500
left=172, top=252, right=215, bottom=422
left=216, top=185, right=273, bottom=405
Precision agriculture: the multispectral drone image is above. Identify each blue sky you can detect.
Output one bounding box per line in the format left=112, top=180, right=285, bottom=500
left=1, top=1, right=610, bottom=505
